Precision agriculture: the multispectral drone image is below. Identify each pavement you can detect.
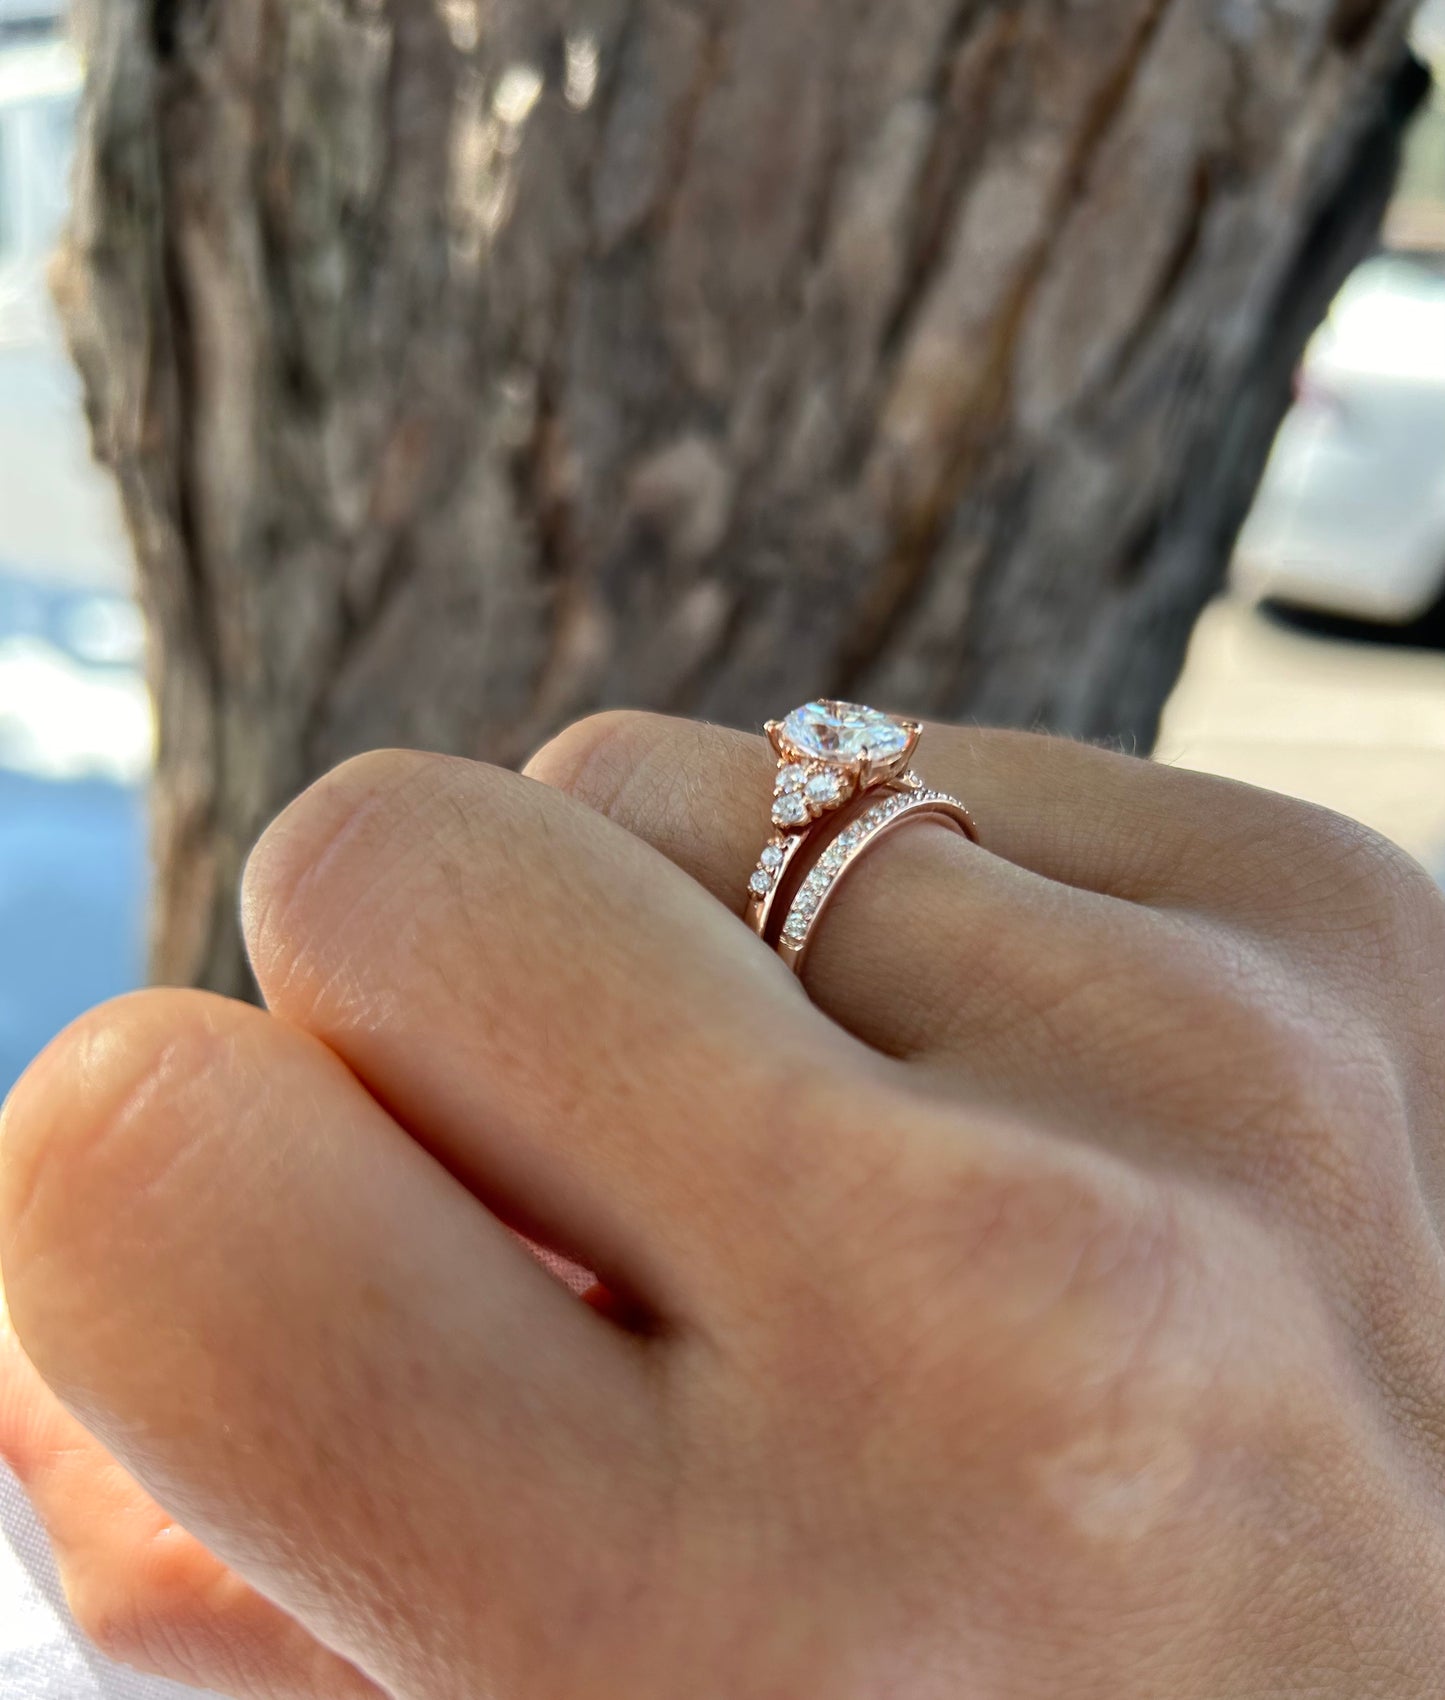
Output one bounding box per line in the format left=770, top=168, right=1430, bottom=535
left=1159, top=596, right=1445, bottom=880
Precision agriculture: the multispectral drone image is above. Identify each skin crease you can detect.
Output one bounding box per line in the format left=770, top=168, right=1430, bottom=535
left=0, top=714, right=1443, bottom=1699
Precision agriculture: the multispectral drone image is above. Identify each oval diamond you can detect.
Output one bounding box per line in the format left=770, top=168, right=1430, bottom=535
left=780, top=700, right=912, bottom=765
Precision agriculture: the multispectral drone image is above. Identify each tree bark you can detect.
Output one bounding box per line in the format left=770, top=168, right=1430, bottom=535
left=57, top=0, right=1425, bottom=996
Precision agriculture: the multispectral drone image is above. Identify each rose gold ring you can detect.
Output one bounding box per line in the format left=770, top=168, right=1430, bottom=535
left=744, top=700, right=978, bottom=975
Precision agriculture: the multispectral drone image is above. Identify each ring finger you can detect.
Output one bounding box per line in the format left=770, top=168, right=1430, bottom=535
left=521, top=710, right=1387, bottom=1184
left=521, top=711, right=1194, bottom=1063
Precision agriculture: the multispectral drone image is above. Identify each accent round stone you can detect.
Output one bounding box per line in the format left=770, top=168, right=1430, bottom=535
left=760, top=843, right=786, bottom=870
left=805, top=770, right=847, bottom=804
left=781, top=700, right=912, bottom=765
left=772, top=792, right=810, bottom=828
left=748, top=869, right=772, bottom=898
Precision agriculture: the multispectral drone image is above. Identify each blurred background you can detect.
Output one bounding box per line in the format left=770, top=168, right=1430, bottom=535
left=1, top=0, right=148, bottom=1095
left=1, top=0, right=1444, bottom=1096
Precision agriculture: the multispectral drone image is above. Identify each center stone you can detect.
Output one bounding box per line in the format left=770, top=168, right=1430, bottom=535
left=780, top=700, right=911, bottom=764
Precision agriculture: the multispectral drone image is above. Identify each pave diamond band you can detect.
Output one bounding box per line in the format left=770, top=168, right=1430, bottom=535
left=773, top=786, right=977, bottom=974
left=745, top=700, right=977, bottom=972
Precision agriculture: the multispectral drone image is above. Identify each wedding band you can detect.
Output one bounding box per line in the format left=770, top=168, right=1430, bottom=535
left=745, top=700, right=977, bottom=973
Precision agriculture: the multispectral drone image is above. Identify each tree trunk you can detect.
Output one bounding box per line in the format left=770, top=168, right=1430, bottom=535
left=57, top=0, right=1425, bottom=997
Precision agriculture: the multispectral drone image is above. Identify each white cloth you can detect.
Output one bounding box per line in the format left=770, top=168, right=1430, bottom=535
left=1, top=1463, right=222, bottom=1699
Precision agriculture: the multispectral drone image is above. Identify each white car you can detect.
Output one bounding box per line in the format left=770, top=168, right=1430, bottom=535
left=1233, top=253, right=1445, bottom=634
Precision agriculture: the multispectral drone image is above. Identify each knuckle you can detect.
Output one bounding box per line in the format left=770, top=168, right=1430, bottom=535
left=241, top=747, right=452, bottom=987
left=65, top=1540, right=214, bottom=1681
left=1183, top=946, right=1414, bottom=1215
left=524, top=709, right=674, bottom=818
left=929, top=1133, right=1179, bottom=1343
left=0, top=991, right=252, bottom=1351
left=1235, top=1008, right=1364, bottom=1159
left=1062, top=914, right=1414, bottom=1189
left=68, top=1573, right=152, bottom=1669
left=808, top=1095, right=1186, bottom=1388
left=1289, top=808, right=1445, bottom=961
left=883, top=1145, right=1213, bottom=1522
left=827, top=1113, right=1347, bottom=1552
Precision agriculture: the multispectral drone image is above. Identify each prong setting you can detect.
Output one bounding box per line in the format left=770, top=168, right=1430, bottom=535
left=747, top=701, right=973, bottom=945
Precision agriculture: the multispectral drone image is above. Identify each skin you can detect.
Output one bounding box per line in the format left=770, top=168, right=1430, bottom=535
left=1, top=712, right=1444, bottom=1699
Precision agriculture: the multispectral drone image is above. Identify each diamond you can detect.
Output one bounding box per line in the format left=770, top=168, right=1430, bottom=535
left=805, top=770, right=847, bottom=804
left=777, top=763, right=809, bottom=791
left=783, top=912, right=809, bottom=941
left=780, top=700, right=912, bottom=765
left=773, top=792, right=810, bottom=828
left=760, top=843, right=786, bottom=870
left=748, top=869, right=772, bottom=898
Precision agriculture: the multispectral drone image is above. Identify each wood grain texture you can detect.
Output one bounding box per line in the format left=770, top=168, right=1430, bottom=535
left=57, top=0, right=1425, bottom=993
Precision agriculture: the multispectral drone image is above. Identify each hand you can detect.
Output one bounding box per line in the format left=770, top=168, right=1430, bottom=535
left=2, top=716, right=1444, bottom=1699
